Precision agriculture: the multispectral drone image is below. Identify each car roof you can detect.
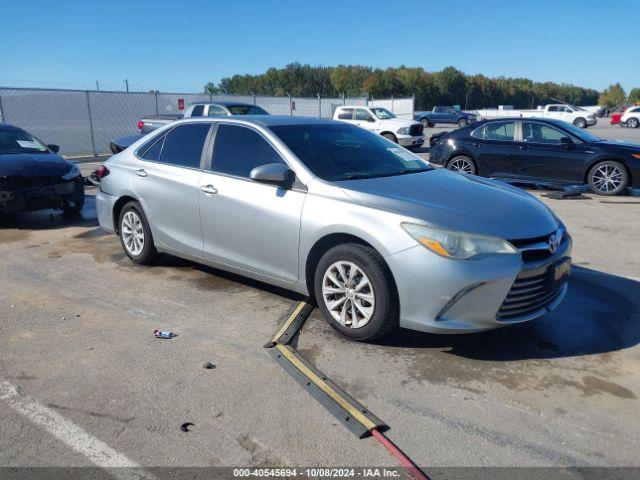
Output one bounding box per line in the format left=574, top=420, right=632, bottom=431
left=477, top=117, right=570, bottom=128
left=177, top=115, right=341, bottom=128
left=189, top=101, right=260, bottom=108
left=0, top=123, right=23, bottom=132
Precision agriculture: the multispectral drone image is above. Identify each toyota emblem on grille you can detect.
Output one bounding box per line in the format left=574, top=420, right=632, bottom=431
left=548, top=232, right=561, bottom=253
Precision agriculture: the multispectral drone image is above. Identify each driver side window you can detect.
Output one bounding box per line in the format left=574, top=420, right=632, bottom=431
left=355, top=109, right=374, bottom=121
left=522, top=122, right=566, bottom=144
left=211, top=124, right=284, bottom=179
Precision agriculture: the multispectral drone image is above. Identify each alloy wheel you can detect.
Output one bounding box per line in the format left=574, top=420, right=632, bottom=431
left=448, top=158, right=474, bottom=174
left=629, top=118, right=639, bottom=128
left=322, top=261, right=375, bottom=329
left=121, top=211, right=145, bottom=256
left=591, top=164, right=624, bottom=193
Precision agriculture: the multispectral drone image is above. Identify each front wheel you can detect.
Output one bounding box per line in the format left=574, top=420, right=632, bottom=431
left=421, top=118, right=434, bottom=128
left=627, top=117, right=640, bottom=128
left=382, top=132, right=398, bottom=143
left=446, top=155, right=477, bottom=175
left=457, top=118, right=469, bottom=127
left=573, top=117, right=587, bottom=129
left=314, top=243, right=398, bottom=342
left=587, top=161, right=628, bottom=196
left=118, top=201, right=158, bottom=264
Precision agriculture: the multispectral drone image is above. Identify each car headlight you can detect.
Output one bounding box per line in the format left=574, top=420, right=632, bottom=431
left=397, top=127, right=410, bottom=135
left=401, top=223, right=518, bottom=259
left=62, top=164, right=81, bottom=180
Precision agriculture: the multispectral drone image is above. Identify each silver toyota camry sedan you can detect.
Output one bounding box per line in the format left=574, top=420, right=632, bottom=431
left=97, top=116, right=571, bottom=341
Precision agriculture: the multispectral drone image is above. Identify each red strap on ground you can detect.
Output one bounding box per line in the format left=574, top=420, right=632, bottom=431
left=371, top=428, right=429, bottom=480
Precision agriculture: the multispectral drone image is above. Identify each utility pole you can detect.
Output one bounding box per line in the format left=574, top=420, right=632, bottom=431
left=124, top=78, right=129, bottom=92
left=96, top=81, right=100, bottom=91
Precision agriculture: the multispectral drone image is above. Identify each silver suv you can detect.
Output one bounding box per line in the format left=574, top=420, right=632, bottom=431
left=97, top=116, right=571, bottom=341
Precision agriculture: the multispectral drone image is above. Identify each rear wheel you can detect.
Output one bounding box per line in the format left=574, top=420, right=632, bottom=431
left=457, top=118, right=469, bottom=127
left=587, top=160, right=628, bottom=196
left=573, top=117, right=587, bottom=129
left=446, top=155, right=477, bottom=175
left=118, top=201, right=158, bottom=264
left=382, top=133, right=398, bottom=143
left=421, top=118, right=434, bottom=128
left=314, top=243, right=398, bottom=342
left=627, top=117, right=640, bottom=128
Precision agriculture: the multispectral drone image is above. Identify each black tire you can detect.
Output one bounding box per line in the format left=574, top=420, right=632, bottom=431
left=446, top=155, right=477, bottom=175
left=573, top=117, right=587, bottom=129
left=628, top=117, right=640, bottom=129
left=62, top=182, right=85, bottom=215
left=587, top=160, right=628, bottom=196
left=421, top=118, right=434, bottom=128
left=313, top=243, right=398, bottom=342
left=118, top=201, right=158, bottom=264
left=457, top=118, right=469, bottom=127
left=382, top=132, right=398, bottom=143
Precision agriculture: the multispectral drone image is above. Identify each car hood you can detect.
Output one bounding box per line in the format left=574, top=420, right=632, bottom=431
left=378, top=118, right=419, bottom=128
left=0, top=153, right=72, bottom=177
left=595, top=139, right=640, bottom=151
left=339, top=169, right=559, bottom=239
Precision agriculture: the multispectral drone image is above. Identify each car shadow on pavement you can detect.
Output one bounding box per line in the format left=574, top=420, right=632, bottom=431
left=376, top=266, right=640, bottom=361
left=0, top=194, right=98, bottom=231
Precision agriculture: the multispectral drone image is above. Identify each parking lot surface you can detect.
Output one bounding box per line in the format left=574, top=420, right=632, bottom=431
left=1, top=123, right=639, bottom=471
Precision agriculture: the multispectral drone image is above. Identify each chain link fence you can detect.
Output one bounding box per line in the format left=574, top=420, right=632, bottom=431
left=0, top=87, right=412, bottom=157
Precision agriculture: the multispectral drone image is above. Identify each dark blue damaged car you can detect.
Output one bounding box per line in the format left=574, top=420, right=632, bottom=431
left=0, top=124, right=84, bottom=215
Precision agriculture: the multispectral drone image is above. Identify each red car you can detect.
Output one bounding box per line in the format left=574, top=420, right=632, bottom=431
left=611, top=105, right=629, bottom=125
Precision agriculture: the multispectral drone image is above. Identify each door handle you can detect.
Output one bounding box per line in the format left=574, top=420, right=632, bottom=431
left=135, top=169, right=147, bottom=177
left=519, top=146, right=530, bottom=151
left=200, top=184, right=218, bottom=195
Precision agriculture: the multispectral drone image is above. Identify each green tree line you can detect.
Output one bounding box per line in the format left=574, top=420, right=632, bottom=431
left=204, top=63, right=617, bottom=109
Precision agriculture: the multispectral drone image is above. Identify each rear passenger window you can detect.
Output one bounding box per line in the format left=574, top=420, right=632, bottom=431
left=190, top=105, right=205, bottom=117
left=211, top=125, right=284, bottom=178
left=337, top=109, right=354, bottom=120
left=158, top=123, right=211, bottom=169
left=484, top=121, right=515, bottom=141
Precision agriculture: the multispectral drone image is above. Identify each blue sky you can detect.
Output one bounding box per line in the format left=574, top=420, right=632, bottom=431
left=1, top=0, right=638, bottom=94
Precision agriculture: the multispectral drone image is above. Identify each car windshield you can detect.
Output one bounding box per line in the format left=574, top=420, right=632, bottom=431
left=370, top=108, right=396, bottom=120
left=559, top=122, right=601, bottom=142
left=270, top=123, right=431, bottom=181
left=0, top=129, right=49, bottom=155
left=227, top=105, right=269, bottom=115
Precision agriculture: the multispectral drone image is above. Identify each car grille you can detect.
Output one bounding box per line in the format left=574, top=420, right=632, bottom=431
left=409, top=124, right=423, bottom=137
left=498, top=271, right=564, bottom=320
left=509, top=232, right=557, bottom=262
left=0, top=176, right=62, bottom=189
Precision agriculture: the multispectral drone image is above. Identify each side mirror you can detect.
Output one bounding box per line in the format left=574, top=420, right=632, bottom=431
left=47, top=144, right=60, bottom=153
left=559, top=136, right=574, bottom=149
left=250, top=163, right=295, bottom=189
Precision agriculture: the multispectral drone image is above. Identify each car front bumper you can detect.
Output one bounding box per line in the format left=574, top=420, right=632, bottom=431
left=586, top=117, right=597, bottom=126
left=397, top=135, right=425, bottom=148
left=0, top=178, right=82, bottom=215
left=386, top=232, right=572, bottom=333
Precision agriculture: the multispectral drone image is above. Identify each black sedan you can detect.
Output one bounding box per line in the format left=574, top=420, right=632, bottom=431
left=0, top=124, right=85, bottom=215
left=429, top=118, right=640, bottom=195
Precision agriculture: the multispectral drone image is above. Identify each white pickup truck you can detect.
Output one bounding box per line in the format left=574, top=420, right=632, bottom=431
left=520, top=104, right=597, bottom=128
left=333, top=106, right=424, bottom=150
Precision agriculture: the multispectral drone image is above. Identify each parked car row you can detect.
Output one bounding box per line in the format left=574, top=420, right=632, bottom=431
left=8, top=102, right=639, bottom=342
